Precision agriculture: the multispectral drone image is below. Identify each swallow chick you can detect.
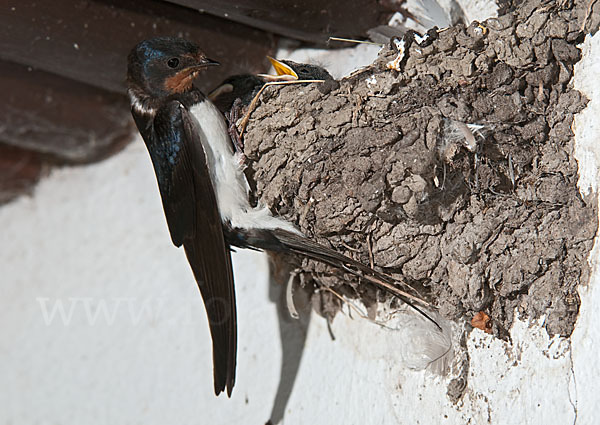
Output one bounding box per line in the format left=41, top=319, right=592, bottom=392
left=127, top=37, right=438, bottom=397
left=208, top=57, right=334, bottom=115
left=208, top=74, right=265, bottom=115
left=262, top=56, right=334, bottom=82
left=208, top=57, right=335, bottom=158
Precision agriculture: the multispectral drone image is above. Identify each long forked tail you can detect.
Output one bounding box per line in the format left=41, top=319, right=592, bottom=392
left=228, top=227, right=441, bottom=330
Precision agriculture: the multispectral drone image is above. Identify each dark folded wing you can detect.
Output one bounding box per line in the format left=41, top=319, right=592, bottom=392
left=138, top=101, right=237, bottom=396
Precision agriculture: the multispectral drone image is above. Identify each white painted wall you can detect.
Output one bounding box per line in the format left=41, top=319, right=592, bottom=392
left=2, top=20, right=599, bottom=425
left=571, top=31, right=600, bottom=425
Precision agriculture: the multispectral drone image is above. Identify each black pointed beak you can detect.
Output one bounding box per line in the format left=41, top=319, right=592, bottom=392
left=201, top=57, right=220, bottom=67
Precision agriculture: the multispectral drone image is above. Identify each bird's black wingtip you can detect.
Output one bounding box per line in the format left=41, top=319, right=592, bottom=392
left=226, top=369, right=235, bottom=397
left=214, top=382, right=226, bottom=397
left=213, top=373, right=235, bottom=397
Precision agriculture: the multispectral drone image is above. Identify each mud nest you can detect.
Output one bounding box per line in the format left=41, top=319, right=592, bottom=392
left=243, top=0, right=598, bottom=337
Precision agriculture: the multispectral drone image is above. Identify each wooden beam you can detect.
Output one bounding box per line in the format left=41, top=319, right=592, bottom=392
left=0, top=144, right=44, bottom=205
left=0, top=0, right=277, bottom=94
left=164, top=0, right=388, bottom=44
left=0, top=60, right=131, bottom=163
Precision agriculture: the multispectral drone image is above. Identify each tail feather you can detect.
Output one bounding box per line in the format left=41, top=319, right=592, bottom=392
left=227, top=227, right=440, bottom=330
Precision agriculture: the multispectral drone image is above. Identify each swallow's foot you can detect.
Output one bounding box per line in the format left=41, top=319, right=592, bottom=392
left=227, top=98, right=246, bottom=166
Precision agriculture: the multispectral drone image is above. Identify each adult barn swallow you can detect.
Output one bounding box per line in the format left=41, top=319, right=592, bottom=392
left=127, top=37, right=437, bottom=397
left=127, top=37, right=239, bottom=396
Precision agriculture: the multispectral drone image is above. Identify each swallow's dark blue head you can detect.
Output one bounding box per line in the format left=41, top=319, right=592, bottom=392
left=127, top=37, right=219, bottom=99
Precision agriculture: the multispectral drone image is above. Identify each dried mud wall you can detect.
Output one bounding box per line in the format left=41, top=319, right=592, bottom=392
left=243, top=0, right=598, bottom=336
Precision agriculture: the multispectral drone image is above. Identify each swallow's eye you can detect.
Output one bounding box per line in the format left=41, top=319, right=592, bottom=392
left=167, top=58, right=180, bottom=68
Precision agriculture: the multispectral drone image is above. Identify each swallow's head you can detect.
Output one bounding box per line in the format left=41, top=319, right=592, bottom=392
left=262, top=57, right=333, bottom=82
left=127, top=37, right=219, bottom=99
left=283, top=60, right=333, bottom=81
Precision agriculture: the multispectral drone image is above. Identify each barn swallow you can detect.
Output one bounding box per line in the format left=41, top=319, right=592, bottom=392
left=208, top=57, right=333, bottom=114
left=263, top=56, right=333, bottom=82
left=208, top=74, right=264, bottom=115
left=127, top=37, right=438, bottom=397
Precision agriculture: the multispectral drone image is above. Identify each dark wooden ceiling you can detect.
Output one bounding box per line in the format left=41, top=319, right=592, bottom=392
left=0, top=0, right=390, bottom=203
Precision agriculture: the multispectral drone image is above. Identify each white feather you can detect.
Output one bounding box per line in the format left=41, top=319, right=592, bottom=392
left=189, top=100, right=299, bottom=233
left=128, top=90, right=156, bottom=115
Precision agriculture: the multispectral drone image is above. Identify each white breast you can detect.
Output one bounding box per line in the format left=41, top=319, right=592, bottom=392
left=189, top=100, right=299, bottom=233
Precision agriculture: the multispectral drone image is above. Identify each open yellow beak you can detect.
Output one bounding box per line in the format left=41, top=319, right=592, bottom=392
left=268, top=57, right=298, bottom=78
left=257, top=57, right=299, bottom=82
